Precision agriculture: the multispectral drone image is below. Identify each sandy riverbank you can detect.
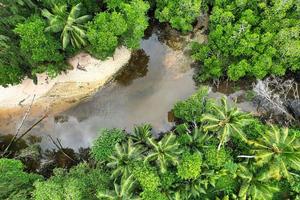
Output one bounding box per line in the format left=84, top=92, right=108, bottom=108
left=0, top=47, right=131, bottom=115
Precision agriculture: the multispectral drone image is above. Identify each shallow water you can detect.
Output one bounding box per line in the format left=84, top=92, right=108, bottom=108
left=1, top=31, right=197, bottom=149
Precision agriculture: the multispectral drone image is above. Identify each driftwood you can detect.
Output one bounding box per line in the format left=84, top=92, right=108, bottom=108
left=1, top=95, right=36, bottom=156
left=47, top=135, right=76, bottom=162
left=1, top=114, right=48, bottom=157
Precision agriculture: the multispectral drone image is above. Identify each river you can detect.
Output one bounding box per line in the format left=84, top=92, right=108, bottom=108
left=0, top=27, right=197, bottom=149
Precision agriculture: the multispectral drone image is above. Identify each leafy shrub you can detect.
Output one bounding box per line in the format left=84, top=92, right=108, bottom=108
left=132, top=162, right=161, bottom=191
left=87, top=0, right=149, bottom=59
left=160, top=171, right=177, bottom=190
left=90, top=128, right=125, bottom=161
left=141, top=190, right=168, bottom=200
left=173, top=86, right=209, bottom=122
left=0, top=158, right=42, bottom=200
left=177, top=152, right=202, bottom=180
left=120, top=0, right=150, bottom=49
left=14, top=16, right=64, bottom=73
left=155, top=0, right=202, bottom=32
left=87, top=12, right=127, bottom=60
left=214, top=174, right=237, bottom=194
left=33, top=163, right=110, bottom=200
left=203, top=146, right=231, bottom=169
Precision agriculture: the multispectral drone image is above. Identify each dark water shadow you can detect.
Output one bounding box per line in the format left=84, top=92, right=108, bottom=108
left=115, top=49, right=150, bottom=86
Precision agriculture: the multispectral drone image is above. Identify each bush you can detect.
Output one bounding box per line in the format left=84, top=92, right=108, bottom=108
left=203, top=146, right=231, bottom=169
left=33, top=163, right=110, bottom=200
left=132, top=162, right=161, bottom=191
left=0, top=158, right=42, bottom=199
left=90, top=128, right=125, bottom=161
left=14, top=16, right=64, bottom=74
left=140, top=190, right=168, bottom=200
left=173, top=86, right=209, bottom=122
left=155, top=0, right=202, bottom=32
left=177, top=152, right=202, bottom=180
left=87, top=12, right=127, bottom=60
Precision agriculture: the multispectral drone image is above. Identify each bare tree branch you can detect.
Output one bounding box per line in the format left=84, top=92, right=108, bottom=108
left=47, top=135, right=76, bottom=162
left=1, top=95, right=36, bottom=156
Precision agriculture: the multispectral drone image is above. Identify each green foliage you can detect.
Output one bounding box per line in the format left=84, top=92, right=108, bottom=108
left=0, top=158, right=42, bottom=200
left=173, top=86, right=209, bottom=122
left=201, top=96, right=252, bottom=150
left=140, top=190, right=168, bottom=200
left=33, top=163, right=110, bottom=200
left=4, top=88, right=300, bottom=199
left=87, top=12, right=127, bottom=59
left=131, top=124, right=152, bottom=145
left=91, top=128, right=125, bottom=161
left=119, top=0, right=150, bottom=49
left=14, top=16, right=64, bottom=70
left=97, top=175, right=139, bottom=200
left=0, top=35, right=24, bottom=86
left=155, top=0, right=202, bottom=32
left=177, top=152, right=202, bottom=180
left=87, top=0, right=149, bottom=59
left=175, top=123, right=211, bottom=152
left=42, top=3, right=92, bottom=50
left=237, top=164, right=280, bottom=200
left=192, top=0, right=300, bottom=81
left=214, top=174, right=237, bottom=194
left=145, top=133, right=181, bottom=173
left=0, top=0, right=149, bottom=86
left=203, top=146, right=231, bottom=169
left=132, top=162, right=161, bottom=191
left=248, top=125, right=300, bottom=180
left=107, top=139, right=142, bottom=178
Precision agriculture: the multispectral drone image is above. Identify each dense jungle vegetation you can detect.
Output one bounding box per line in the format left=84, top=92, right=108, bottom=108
left=1, top=0, right=300, bottom=200
left=1, top=0, right=299, bottom=86
left=2, top=87, right=300, bottom=199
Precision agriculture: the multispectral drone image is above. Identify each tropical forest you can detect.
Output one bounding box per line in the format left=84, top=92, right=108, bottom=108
left=0, top=0, right=300, bottom=199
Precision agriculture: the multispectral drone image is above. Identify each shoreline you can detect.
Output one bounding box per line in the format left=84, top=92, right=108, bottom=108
left=0, top=47, right=131, bottom=117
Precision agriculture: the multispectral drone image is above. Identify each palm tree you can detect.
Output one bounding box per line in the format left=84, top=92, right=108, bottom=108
left=130, top=124, right=152, bottom=145
left=42, top=3, right=92, bottom=49
left=246, top=126, right=300, bottom=180
left=180, top=178, right=206, bottom=199
left=237, top=164, right=280, bottom=200
left=175, top=123, right=211, bottom=152
left=97, top=175, right=139, bottom=200
left=201, top=96, right=252, bottom=150
left=145, top=133, right=182, bottom=173
left=107, top=139, right=142, bottom=179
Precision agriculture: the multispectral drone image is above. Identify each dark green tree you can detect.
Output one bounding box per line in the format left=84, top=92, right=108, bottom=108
left=155, top=0, right=202, bottom=32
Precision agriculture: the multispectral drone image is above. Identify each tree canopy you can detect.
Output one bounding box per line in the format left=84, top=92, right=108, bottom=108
left=192, top=0, right=300, bottom=82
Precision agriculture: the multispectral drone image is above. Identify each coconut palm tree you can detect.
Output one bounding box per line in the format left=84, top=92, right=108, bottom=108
left=247, top=126, right=300, bottom=180
left=201, top=96, right=252, bottom=150
left=42, top=3, right=92, bottom=49
left=130, top=124, right=152, bottom=145
left=145, top=133, right=182, bottom=173
left=175, top=123, right=211, bottom=152
left=237, top=164, right=280, bottom=200
left=180, top=178, right=206, bottom=199
left=107, top=139, right=142, bottom=179
left=97, top=175, right=139, bottom=200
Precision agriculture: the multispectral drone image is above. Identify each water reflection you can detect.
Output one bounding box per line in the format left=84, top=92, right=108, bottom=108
left=116, top=49, right=150, bottom=86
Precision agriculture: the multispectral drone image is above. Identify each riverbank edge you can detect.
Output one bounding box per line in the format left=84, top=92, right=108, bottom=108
left=0, top=47, right=132, bottom=117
